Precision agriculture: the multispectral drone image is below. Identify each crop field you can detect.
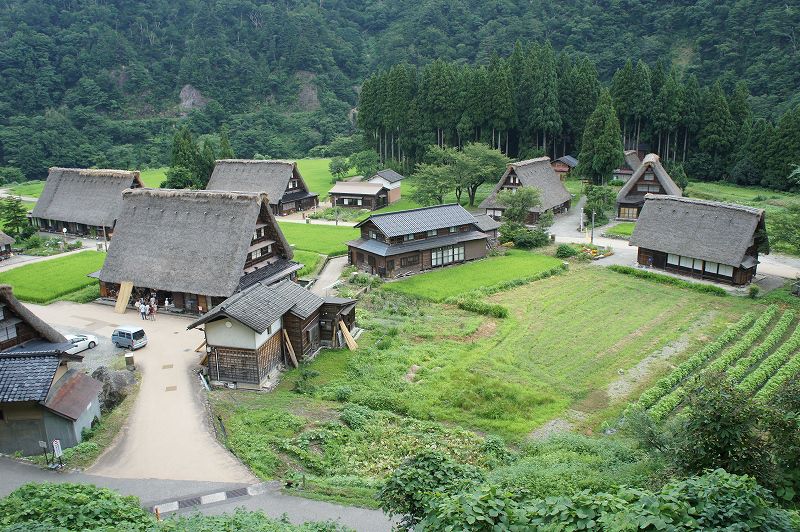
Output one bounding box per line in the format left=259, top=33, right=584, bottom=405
left=0, top=251, right=106, bottom=303
left=293, top=249, right=324, bottom=277
left=278, top=221, right=359, bottom=256
left=383, top=251, right=563, bottom=301
left=138, top=167, right=167, bottom=188
left=634, top=303, right=800, bottom=420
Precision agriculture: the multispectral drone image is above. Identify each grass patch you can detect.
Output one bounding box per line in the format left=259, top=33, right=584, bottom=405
left=7, top=180, right=45, bottom=198
left=384, top=250, right=563, bottom=301
left=293, top=250, right=325, bottom=278
left=138, top=167, right=167, bottom=188
left=563, top=178, right=583, bottom=196
left=296, top=158, right=348, bottom=199
left=607, top=265, right=728, bottom=296
left=278, top=222, right=358, bottom=256
left=0, top=251, right=106, bottom=303
left=605, top=222, right=635, bottom=237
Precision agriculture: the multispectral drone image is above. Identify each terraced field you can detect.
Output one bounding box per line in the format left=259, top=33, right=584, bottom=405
left=635, top=304, right=800, bottom=420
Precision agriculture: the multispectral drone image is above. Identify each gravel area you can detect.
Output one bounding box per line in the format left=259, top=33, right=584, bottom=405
left=54, top=324, right=128, bottom=373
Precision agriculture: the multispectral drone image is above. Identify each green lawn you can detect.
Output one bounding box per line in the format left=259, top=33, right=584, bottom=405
left=686, top=180, right=800, bottom=210
left=0, top=251, right=106, bottom=303
left=384, top=250, right=563, bottom=301
left=278, top=221, right=359, bottom=256
left=293, top=249, right=325, bottom=277
left=8, top=180, right=45, bottom=198
left=139, top=167, right=167, bottom=188
left=605, top=222, right=635, bottom=237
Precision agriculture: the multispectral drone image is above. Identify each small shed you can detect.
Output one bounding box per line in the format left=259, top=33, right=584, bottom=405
left=551, top=155, right=578, bottom=180
left=329, top=181, right=390, bottom=210
left=0, top=232, right=14, bottom=258
left=369, top=169, right=404, bottom=203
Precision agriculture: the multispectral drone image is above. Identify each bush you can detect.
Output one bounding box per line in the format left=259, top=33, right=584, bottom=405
left=608, top=265, right=728, bottom=296
left=0, top=483, right=154, bottom=530
left=749, top=284, right=760, bottom=298
left=555, top=244, right=578, bottom=258
left=455, top=298, right=508, bottom=318
left=378, top=450, right=484, bottom=528
left=292, top=368, right=320, bottom=395
left=608, top=178, right=625, bottom=186
left=339, top=403, right=375, bottom=430
left=513, top=229, right=548, bottom=249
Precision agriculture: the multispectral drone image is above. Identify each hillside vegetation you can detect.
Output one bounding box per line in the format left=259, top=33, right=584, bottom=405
left=1, top=0, right=798, bottom=178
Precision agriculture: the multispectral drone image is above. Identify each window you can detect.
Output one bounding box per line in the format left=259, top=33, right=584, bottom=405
left=637, top=184, right=660, bottom=193
left=403, top=234, right=415, bottom=242
left=343, top=198, right=350, bottom=205
left=449, top=226, right=457, bottom=233
left=369, top=230, right=378, bottom=240
left=431, top=245, right=465, bottom=267
left=400, top=255, right=420, bottom=267
left=357, top=198, right=363, bottom=206
left=133, top=330, right=145, bottom=340
left=679, top=255, right=694, bottom=268
left=704, top=261, right=719, bottom=274
left=288, top=180, right=298, bottom=189
left=718, top=264, right=734, bottom=277
left=643, top=172, right=655, bottom=181
left=0, top=325, right=16, bottom=342
left=667, top=254, right=679, bottom=265
left=619, top=207, right=638, bottom=219
left=251, top=248, right=262, bottom=260
left=426, top=230, right=437, bottom=237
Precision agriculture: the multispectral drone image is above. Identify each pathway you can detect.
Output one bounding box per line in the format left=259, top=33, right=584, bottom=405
left=0, top=188, right=38, bottom=203
left=310, top=256, right=349, bottom=296
left=27, top=301, right=254, bottom=483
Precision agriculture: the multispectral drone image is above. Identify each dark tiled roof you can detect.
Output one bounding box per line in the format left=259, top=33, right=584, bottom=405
left=0, top=356, right=59, bottom=403
left=31, top=168, right=143, bottom=227
left=630, top=195, right=768, bottom=268
left=0, top=340, right=75, bottom=357
left=556, top=155, right=578, bottom=168
left=480, top=157, right=572, bottom=213
left=472, top=214, right=501, bottom=233
left=43, top=369, right=102, bottom=421
left=354, top=204, right=479, bottom=237
left=348, top=230, right=488, bottom=257
left=189, top=280, right=323, bottom=334
left=281, top=189, right=318, bottom=203
left=372, top=169, right=405, bottom=183
left=238, top=258, right=302, bottom=291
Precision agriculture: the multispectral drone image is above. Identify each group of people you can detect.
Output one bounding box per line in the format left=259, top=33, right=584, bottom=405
left=137, top=296, right=157, bottom=321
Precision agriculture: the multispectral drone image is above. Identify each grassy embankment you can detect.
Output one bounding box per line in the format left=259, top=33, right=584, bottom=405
left=0, top=251, right=105, bottom=304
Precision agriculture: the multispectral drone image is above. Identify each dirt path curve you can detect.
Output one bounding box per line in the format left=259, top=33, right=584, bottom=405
left=28, top=302, right=255, bottom=483
left=0, top=188, right=38, bottom=203
left=311, top=256, right=349, bottom=296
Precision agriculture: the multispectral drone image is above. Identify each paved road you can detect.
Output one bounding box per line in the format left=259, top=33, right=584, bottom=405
left=310, top=256, right=349, bottom=296
left=28, top=302, right=255, bottom=483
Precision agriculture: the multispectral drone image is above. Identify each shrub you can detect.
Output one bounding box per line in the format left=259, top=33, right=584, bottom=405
left=292, top=368, right=320, bottom=395
left=749, top=284, right=761, bottom=298
left=555, top=244, right=578, bottom=258
left=608, top=265, right=728, bottom=296
left=333, top=385, right=352, bottom=402
left=608, top=178, right=625, bottom=186
left=0, top=483, right=154, bottom=530
left=378, top=450, right=484, bottom=528
left=513, top=229, right=548, bottom=249
left=339, top=403, right=375, bottom=430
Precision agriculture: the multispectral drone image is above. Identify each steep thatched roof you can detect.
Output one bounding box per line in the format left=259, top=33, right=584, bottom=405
left=188, top=279, right=324, bottom=334
left=617, top=154, right=682, bottom=203
left=623, top=150, right=642, bottom=171
left=31, top=168, right=143, bottom=227
left=0, top=285, right=67, bottom=344
left=0, top=231, right=14, bottom=247
left=206, top=159, right=317, bottom=205
left=99, top=189, right=292, bottom=297
left=630, top=195, right=769, bottom=268
left=480, top=157, right=572, bottom=213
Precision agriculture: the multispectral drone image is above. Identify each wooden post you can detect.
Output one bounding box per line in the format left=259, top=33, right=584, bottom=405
left=339, top=320, right=357, bottom=350
left=115, top=281, right=133, bottom=314
left=283, top=329, right=299, bottom=368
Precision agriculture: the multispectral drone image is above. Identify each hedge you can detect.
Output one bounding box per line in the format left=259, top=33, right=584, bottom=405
left=607, top=265, right=728, bottom=296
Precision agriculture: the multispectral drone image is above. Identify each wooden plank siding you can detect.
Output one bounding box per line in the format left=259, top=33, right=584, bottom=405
left=636, top=247, right=756, bottom=286
left=283, top=309, right=321, bottom=359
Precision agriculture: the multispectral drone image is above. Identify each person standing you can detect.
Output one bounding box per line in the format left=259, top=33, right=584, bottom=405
left=139, top=302, right=147, bottom=320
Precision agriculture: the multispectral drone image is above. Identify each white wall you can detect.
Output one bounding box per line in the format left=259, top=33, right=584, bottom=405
left=368, top=177, right=400, bottom=190
left=205, top=316, right=282, bottom=350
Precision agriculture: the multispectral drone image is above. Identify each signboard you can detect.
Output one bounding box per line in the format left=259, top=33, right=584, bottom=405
left=52, top=439, right=63, bottom=458
left=38, top=440, right=47, bottom=449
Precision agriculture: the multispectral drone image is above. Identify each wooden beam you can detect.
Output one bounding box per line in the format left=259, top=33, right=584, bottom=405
left=339, top=320, right=357, bottom=351
left=114, top=281, right=133, bottom=314
left=282, top=329, right=299, bottom=368
left=194, top=340, right=206, bottom=353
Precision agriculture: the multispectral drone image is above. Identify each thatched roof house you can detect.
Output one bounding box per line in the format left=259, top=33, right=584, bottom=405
left=206, top=160, right=318, bottom=216
left=98, top=189, right=297, bottom=313
left=616, top=154, right=682, bottom=220
left=0, top=231, right=14, bottom=258
left=480, top=157, right=572, bottom=223
left=630, top=195, right=768, bottom=285
left=30, top=168, right=144, bottom=236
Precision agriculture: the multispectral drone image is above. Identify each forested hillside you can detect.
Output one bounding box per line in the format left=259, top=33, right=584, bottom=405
left=1, top=0, right=798, bottom=179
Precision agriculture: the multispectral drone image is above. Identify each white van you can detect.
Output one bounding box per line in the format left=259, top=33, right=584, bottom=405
left=111, top=326, right=148, bottom=350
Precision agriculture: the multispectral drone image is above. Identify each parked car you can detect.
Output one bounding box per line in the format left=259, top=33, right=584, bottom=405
left=111, top=326, right=148, bottom=350
left=65, top=334, right=98, bottom=354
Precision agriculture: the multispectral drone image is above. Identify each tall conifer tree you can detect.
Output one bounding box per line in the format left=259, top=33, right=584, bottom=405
left=578, top=89, right=624, bottom=185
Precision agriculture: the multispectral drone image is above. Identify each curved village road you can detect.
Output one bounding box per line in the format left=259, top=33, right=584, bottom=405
left=27, top=301, right=255, bottom=483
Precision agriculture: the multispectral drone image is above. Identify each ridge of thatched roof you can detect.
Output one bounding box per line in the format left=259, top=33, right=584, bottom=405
left=630, top=195, right=768, bottom=268
left=0, top=285, right=67, bottom=344
left=623, top=150, right=642, bottom=171
left=99, top=189, right=292, bottom=297
left=480, top=157, right=572, bottom=213
left=206, top=159, right=317, bottom=205
left=617, top=154, right=682, bottom=203
left=31, top=167, right=143, bottom=227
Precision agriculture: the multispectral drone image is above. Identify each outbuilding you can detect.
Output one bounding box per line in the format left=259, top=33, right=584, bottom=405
left=629, top=195, right=769, bottom=285
left=616, top=153, right=682, bottom=220
left=612, top=150, right=643, bottom=182
left=368, top=169, right=404, bottom=203
left=328, top=181, right=390, bottom=210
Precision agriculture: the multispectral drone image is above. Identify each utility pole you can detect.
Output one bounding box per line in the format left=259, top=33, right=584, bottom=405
left=591, top=210, right=595, bottom=245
